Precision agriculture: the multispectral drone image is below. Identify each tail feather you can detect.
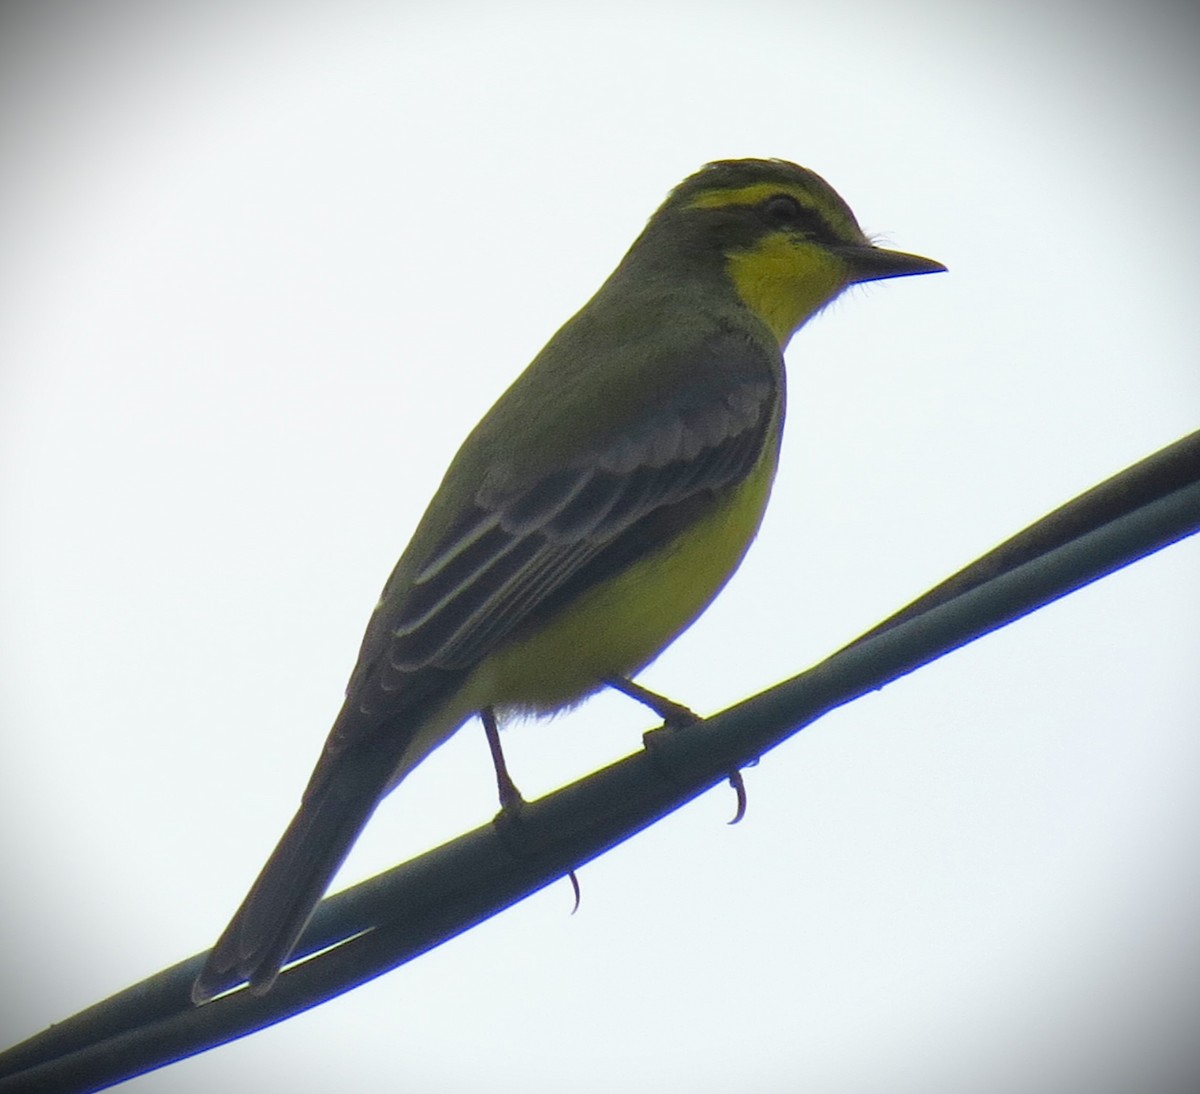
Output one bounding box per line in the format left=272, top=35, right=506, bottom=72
left=191, top=752, right=394, bottom=1004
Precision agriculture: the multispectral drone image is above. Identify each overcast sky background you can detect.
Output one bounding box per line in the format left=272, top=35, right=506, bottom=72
left=2, top=2, right=1198, bottom=1091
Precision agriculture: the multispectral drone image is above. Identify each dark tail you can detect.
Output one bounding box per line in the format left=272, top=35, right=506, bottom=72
left=191, top=747, right=396, bottom=1004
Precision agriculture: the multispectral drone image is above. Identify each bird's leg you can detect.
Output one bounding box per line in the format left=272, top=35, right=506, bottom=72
left=605, top=676, right=748, bottom=824
left=481, top=706, right=581, bottom=906
left=603, top=675, right=699, bottom=728
left=481, top=706, right=524, bottom=813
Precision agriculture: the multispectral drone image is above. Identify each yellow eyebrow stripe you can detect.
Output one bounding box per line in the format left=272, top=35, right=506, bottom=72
left=686, top=181, right=813, bottom=210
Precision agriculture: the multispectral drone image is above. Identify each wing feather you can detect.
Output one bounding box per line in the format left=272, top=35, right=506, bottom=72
left=380, top=376, right=774, bottom=678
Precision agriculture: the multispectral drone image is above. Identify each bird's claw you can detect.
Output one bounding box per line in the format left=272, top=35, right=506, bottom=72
left=727, top=770, right=747, bottom=825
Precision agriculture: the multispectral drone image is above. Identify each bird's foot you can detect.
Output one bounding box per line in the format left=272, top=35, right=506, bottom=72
left=613, top=676, right=750, bottom=824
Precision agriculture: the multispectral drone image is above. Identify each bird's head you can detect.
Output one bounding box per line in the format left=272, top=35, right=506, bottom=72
left=639, top=158, right=945, bottom=343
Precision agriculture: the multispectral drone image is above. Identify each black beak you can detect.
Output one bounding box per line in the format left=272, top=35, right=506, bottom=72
left=837, top=244, right=947, bottom=284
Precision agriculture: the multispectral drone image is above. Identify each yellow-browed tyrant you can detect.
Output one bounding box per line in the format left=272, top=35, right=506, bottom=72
left=192, top=158, right=944, bottom=1003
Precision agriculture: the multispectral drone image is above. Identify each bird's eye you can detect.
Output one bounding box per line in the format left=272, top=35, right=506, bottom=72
left=761, top=193, right=807, bottom=228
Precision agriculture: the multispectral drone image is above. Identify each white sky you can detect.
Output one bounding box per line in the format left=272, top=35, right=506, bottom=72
left=1, top=2, right=1198, bottom=1091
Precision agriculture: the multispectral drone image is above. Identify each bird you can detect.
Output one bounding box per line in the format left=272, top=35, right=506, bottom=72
left=191, top=157, right=944, bottom=1004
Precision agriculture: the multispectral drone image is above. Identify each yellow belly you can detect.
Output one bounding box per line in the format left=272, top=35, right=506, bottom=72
left=469, top=438, right=780, bottom=713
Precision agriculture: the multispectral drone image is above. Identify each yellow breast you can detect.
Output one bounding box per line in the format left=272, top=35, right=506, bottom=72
left=470, top=433, right=781, bottom=714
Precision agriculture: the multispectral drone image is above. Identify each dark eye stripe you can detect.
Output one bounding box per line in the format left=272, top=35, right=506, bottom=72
left=761, top=193, right=843, bottom=246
